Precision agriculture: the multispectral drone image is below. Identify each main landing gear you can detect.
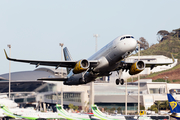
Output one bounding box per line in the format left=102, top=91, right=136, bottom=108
left=116, top=79, right=124, bottom=85
left=79, top=68, right=89, bottom=84
left=116, top=70, right=124, bottom=85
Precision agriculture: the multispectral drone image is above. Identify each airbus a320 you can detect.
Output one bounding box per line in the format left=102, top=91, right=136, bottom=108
left=4, top=35, right=174, bottom=85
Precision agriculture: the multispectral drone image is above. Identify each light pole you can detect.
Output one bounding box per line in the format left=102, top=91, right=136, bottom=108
left=7, top=44, right=11, bottom=99
left=163, top=76, right=169, bottom=94
left=125, top=78, right=127, bottom=115
left=163, top=76, right=168, bottom=83
left=93, top=34, right=99, bottom=52
left=59, top=43, right=64, bottom=106
left=90, top=34, right=99, bottom=107
left=138, top=43, right=140, bottom=115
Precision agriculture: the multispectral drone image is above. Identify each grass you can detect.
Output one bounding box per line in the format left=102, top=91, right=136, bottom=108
left=172, top=79, right=179, bottom=83
left=153, top=78, right=170, bottom=83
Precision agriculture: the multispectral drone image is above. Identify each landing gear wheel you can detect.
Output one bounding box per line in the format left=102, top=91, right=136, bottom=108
left=116, top=79, right=120, bottom=85
left=120, top=79, right=124, bottom=85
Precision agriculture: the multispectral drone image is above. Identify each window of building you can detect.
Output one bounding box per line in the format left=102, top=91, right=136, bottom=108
left=45, top=92, right=81, bottom=103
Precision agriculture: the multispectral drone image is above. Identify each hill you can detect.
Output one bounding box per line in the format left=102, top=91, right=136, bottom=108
left=138, top=36, right=180, bottom=59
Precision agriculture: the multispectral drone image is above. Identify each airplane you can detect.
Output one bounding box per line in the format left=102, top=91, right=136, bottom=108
left=4, top=35, right=175, bottom=85
left=0, top=104, right=66, bottom=120
left=167, top=93, right=180, bottom=119
left=91, top=104, right=125, bottom=120
left=91, top=105, right=152, bottom=120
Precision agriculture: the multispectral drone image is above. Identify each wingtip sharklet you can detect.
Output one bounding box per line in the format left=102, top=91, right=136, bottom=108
left=4, top=49, right=9, bottom=59
left=171, top=53, right=175, bottom=63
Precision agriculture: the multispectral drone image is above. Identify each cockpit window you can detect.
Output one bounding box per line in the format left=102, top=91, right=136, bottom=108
left=120, top=37, right=125, bottom=40
left=126, top=36, right=131, bottom=38
left=120, top=36, right=134, bottom=40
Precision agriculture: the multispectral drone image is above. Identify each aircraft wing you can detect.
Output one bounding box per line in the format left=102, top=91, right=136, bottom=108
left=115, top=53, right=175, bottom=71
left=124, top=61, right=174, bottom=70
left=144, top=62, right=174, bottom=69
left=125, top=53, right=175, bottom=70
left=4, top=49, right=98, bottom=69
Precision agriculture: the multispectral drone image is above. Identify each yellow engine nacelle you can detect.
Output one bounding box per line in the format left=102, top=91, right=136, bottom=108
left=73, top=59, right=90, bottom=74
left=129, top=61, right=145, bottom=75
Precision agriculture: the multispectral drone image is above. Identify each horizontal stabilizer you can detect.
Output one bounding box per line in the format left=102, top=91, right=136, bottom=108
left=37, top=77, right=67, bottom=81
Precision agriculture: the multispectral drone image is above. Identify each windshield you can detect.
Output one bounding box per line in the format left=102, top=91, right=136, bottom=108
left=120, top=36, right=134, bottom=40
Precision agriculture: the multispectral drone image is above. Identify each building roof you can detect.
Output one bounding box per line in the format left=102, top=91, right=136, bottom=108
left=0, top=67, right=65, bottom=81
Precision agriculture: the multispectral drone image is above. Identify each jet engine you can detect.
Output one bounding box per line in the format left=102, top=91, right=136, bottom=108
left=129, top=61, right=145, bottom=75
left=73, top=59, right=90, bottom=74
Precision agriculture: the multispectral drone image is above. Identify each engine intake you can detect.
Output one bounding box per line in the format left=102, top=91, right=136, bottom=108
left=73, top=59, right=90, bottom=74
left=129, top=61, right=145, bottom=75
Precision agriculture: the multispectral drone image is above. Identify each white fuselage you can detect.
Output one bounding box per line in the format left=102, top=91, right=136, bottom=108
left=65, top=35, right=137, bottom=85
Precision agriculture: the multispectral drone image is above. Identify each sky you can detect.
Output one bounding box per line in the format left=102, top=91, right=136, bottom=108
left=0, top=0, right=180, bottom=74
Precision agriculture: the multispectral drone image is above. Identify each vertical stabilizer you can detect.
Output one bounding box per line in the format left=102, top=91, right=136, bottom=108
left=63, top=47, right=73, bottom=74
left=167, top=93, right=180, bottom=113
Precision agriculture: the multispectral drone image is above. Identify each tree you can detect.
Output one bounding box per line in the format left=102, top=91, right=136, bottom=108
left=104, top=107, right=108, bottom=111
left=73, top=105, right=79, bottom=110
left=68, top=103, right=74, bottom=109
left=139, top=37, right=149, bottom=50
left=165, top=100, right=169, bottom=110
left=117, top=107, right=121, bottom=113
left=155, top=101, right=161, bottom=113
left=160, top=100, right=169, bottom=110
left=140, top=105, right=145, bottom=110
left=172, top=28, right=180, bottom=38
left=110, top=107, right=116, bottom=113
left=149, top=104, right=158, bottom=113
left=157, top=30, right=169, bottom=42
left=152, top=107, right=158, bottom=113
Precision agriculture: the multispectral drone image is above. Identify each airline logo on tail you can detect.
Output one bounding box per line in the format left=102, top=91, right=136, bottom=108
left=170, top=101, right=177, bottom=110
left=167, top=93, right=180, bottom=114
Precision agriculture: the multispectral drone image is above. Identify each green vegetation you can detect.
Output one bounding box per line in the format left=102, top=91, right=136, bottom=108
left=104, top=107, right=122, bottom=114
left=148, top=101, right=169, bottom=113
left=172, top=79, right=179, bottom=83
left=153, top=78, right=170, bottom=83
left=68, top=103, right=79, bottom=110
left=134, top=28, right=180, bottom=59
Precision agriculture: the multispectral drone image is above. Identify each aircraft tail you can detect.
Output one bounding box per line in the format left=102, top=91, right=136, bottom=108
left=167, top=93, right=180, bottom=113
left=91, top=105, right=120, bottom=120
left=0, top=104, right=20, bottom=119
left=63, top=47, right=73, bottom=74
left=56, top=104, right=87, bottom=120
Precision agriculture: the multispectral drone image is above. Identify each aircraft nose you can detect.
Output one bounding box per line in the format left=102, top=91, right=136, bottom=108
left=124, top=38, right=137, bottom=52
left=117, top=37, right=137, bottom=53
left=129, top=38, right=137, bottom=50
